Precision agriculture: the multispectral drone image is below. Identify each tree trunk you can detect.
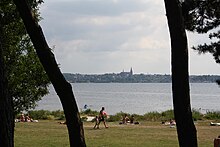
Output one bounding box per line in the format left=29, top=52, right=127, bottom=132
left=164, top=0, right=198, bottom=146
left=0, top=15, right=14, bottom=147
left=13, top=0, right=86, bottom=146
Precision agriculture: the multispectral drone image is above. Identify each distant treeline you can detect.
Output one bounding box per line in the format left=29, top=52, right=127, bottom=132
left=63, top=73, right=220, bottom=83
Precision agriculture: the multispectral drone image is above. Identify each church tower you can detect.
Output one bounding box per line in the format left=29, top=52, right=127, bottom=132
left=130, top=67, right=133, bottom=75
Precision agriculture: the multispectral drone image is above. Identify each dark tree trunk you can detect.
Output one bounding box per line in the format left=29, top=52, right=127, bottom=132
left=164, top=0, right=198, bottom=146
left=0, top=15, right=14, bottom=147
left=13, top=0, right=86, bottom=146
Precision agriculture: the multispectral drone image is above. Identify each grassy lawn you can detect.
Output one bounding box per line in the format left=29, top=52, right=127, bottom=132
left=14, top=120, right=220, bottom=147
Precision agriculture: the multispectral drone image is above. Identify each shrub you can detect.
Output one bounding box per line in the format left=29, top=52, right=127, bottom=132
left=47, top=115, right=55, bottom=120
left=108, top=112, right=127, bottom=122
left=161, top=109, right=174, bottom=121
left=192, top=109, right=203, bottom=121
left=143, top=111, right=161, bottom=121
left=80, top=109, right=99, bottom=116
left=204, top=111, right=220, bottom=120
left=28, top=110, right=51, bottom=120
left=81, top=116, right=88, bottom=122
left=23, top=109, right=220, bottom=121
left=129, top=114, right=143, bottom=121
left=28, top=110, right=65, bottom=120
left=57, top=114, right=65, bottom=120
left=51, top=110, right=65, bottom=120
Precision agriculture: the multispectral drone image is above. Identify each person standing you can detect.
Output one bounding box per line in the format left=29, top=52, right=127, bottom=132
left=97, top=107, right=108, bottom=129
left=93, top=116, right=99, bottom=129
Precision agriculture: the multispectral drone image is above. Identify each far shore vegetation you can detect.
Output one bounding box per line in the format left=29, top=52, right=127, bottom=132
left=18, top=108, right=220, bottom=122
left=63, top=73, right=220, bottom=83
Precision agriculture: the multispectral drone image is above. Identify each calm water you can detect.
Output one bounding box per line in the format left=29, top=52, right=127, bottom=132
left=35, top=83, right=220, bottom=115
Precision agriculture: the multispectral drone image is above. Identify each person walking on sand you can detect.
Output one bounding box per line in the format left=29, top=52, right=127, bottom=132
left=96, top=107, right=108, bottom=129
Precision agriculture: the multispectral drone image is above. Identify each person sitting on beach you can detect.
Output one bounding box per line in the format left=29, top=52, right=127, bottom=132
left=96, top=107, right=108, bottom=129
left=123, top=114, right=130, bottom=124
left=130, top=115, right=134, bottom=124
left=129, top=115, right=139, bottom=125
left=125, top=114, right=130, bottom=123
left=119, top=114, right=130, bottom=124
left=25, top=114, right=33, bottom=122
left=20, top=113, right=25, bottom=122
left=169, top=119, right=176, bottom=128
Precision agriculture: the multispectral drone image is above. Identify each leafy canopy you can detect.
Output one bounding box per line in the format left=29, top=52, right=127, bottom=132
left=0, top=0, right=50, bottom=114
left=182, top=0, right=220, bottom=63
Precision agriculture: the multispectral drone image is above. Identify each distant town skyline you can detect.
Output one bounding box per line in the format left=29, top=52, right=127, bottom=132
left=65, top=67, right=219, bottom=76
left=63, top=73, right=220, bottom=83
left=40, top=0, right=220, bottom=75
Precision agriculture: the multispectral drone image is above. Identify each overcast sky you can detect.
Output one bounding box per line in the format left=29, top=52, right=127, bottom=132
left=39, top=0, right=219, bottom=75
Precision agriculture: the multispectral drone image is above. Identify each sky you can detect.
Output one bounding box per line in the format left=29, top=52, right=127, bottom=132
left=39, top=0, right=220, bottom=75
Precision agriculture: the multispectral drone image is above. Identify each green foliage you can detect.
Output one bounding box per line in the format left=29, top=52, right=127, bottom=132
left=108, top=110, right=174, bottom=122
left=161, top=109, right=174, bottom=121
left=204, top=111, right=220, bottom=120
left=81, top=117, right=88, bottom=122
left=108, top=109, right=204, bottom=122
left=183, top=0, right=220, bottom=33
left=51, top=110, right=65, bottom=120
left=80, top=109, right=99, bottom=116
left=28, top=110, right=51, bottom=120
left=192, top=109, right=203, bottom=121
left=46, top=115, right=55, bottom=120
left=0, top=0, right=50, bottom=114
left=108, top=112, right=128, bottom=122
left=19, top=109, right=220, bottom=122
left=28, top=110, right=65, bottom=120
left=143, top=111, right=162, bottom=121
left=183, top=0, right=220, bottom=63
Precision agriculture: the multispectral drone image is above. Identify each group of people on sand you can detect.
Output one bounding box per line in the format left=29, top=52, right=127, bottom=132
left=93, top=107, right=108, bottom=129
left=15, top=113, right=38, bottom=122
left=162, top=119, right=176, bottom=128
left=119, top=114, right=139, bottom=125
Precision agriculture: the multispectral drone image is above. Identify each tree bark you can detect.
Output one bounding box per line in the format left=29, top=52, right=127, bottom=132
left=12, top=0, right=86, bottom=146
left=164, top=0, right=198, bottom=146
left=0, top=15, right=14, bottom=147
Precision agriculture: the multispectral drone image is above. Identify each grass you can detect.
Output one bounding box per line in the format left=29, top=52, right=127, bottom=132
left=14, top=120, right=220, bottom=147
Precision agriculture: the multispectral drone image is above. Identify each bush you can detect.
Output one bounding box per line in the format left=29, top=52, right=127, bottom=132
left=143, top=111, right=161, bottom=121
left=108, top=112, right=127, bottom=122
left=81, top=116, right=88, bottom=122
left=192, top=109, right=203, bottom=121
left=204, top=111, right=220, bottom=120
left=51, top=110, right=65, bottom=120
left=130, top=114, right=144, bottom=121
left=161, top=109, right=174, bottom=121
left=80, top=109, right=99, bottom=116
left=23, top=109, right=220, bottom=122
left=47, top=115, right=55, bottom=120
left=28, top=110, right=51, bottom=120
left=28, top=110, right=65, bottom=120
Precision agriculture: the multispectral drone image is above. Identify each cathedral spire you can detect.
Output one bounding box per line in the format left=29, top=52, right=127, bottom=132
left=130, top=67, right=133, bottom=75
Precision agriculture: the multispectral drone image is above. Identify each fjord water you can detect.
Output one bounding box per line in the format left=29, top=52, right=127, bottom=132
left=36, top=83, right=220, bottom=115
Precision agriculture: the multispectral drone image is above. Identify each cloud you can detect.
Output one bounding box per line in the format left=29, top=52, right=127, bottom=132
left=39, top=0, right=220, bottom=75
left=41, top=0, right=153, bottom=16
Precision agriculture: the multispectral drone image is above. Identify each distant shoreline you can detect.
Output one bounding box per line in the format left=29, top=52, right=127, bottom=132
left=63, top=73, right=220, bottom=83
